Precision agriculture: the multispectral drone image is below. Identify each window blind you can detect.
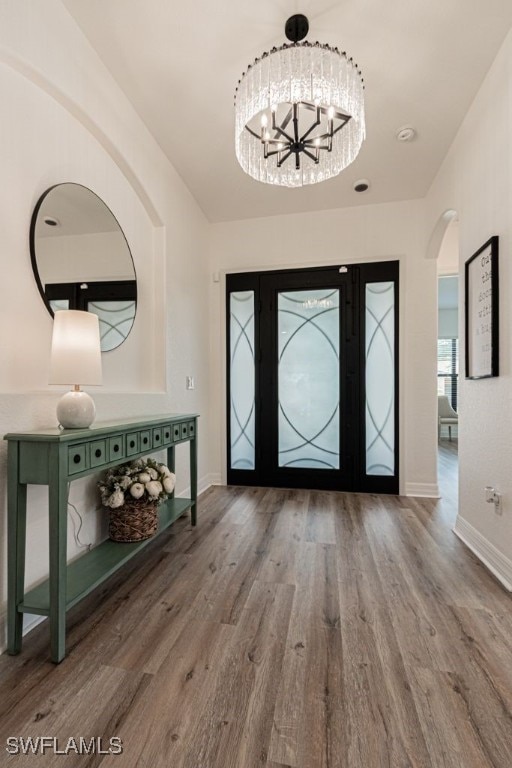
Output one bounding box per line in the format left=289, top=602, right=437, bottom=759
left=437, top=338, right=458, bottom=410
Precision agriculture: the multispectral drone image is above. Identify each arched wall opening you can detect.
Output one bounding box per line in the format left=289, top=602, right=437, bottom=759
left=429, top=210, right=460, bottom=513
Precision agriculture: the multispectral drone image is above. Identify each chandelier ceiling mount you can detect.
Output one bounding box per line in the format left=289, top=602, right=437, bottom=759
left=284, top=13, right=309, bottom=43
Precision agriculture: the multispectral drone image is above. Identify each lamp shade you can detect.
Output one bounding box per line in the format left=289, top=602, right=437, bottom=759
left=49, top=310, right=102, bottom=385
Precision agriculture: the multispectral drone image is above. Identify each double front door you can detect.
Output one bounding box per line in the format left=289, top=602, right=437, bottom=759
left=227, top=262, right=399, bottom=493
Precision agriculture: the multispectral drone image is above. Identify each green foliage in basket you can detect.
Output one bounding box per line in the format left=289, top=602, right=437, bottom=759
left=98, top=457, right=176, bottom=509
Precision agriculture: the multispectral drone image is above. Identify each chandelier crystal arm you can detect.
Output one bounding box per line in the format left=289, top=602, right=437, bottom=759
left=278, top=107, right=293, bottom=131
left=302, top=148, right=319, bottom=164
left=271, top=108, right=294, bottom=143
left=277, top=150, right=292, bottom=168
left=270, top=123, right=294, bottom=144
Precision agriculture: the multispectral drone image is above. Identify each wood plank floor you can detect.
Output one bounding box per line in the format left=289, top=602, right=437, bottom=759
left=1, top=446, right=511, bottom=767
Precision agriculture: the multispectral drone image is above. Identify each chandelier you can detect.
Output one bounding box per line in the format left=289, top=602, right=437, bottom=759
left=234, top=14, right=365, bottom=187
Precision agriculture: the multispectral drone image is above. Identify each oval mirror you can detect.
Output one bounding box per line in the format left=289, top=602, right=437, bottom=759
left=30, top=183, right=137, bottom=352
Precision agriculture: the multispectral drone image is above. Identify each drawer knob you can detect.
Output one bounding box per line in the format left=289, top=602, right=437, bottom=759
left=114, top=444, right=119, bottom=453
left=129, top=440, right=135, bottom=448
left=143, top=437, right=148, bottom=445
left=165, top=432, right=170, bottom=439
left=95, top=449, right=102, bottom=458
left=73, top=454, right=81, bottom=464
left=155, top=435, right=160, bottom=442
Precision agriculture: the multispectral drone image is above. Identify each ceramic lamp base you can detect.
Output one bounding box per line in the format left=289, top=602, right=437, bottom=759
left=56, top=389, right=96, bottom=429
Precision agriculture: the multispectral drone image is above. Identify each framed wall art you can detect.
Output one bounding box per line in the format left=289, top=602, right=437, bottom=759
left=465, top=235, right=499, bottom=379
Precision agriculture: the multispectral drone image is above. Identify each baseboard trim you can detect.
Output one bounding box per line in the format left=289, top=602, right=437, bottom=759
left=404, top=482, right=440, bottom=498
left=454, top=516, right=512, bottom=592
left=176, top=472, right=221, bottom=500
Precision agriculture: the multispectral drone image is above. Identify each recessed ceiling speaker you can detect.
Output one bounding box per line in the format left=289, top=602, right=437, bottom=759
left=353, top=179, right=370, bottom=192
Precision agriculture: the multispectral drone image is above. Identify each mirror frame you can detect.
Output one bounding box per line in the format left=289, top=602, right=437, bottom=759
left=30, top=183, right=138, bottom=351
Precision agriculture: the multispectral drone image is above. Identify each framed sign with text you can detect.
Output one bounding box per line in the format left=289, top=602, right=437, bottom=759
left=465, top=236, right=499, bottom=379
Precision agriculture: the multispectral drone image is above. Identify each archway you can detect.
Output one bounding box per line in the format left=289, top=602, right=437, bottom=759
left=429, top=210, right=460, bottom=513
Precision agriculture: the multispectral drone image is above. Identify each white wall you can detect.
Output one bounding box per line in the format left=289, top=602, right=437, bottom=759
left=209, top=199, right=438, bottom=498
left=437, top=219, right=459, bottom=275
left=0, top=0, right=211, bottom=647
left=426, top=28, right=512, bottom=589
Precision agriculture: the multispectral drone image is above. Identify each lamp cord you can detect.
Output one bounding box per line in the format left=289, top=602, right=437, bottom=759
left=67, top=484, right=92, bottom=551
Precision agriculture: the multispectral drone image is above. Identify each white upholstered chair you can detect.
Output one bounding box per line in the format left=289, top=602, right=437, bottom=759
left=438, top=395, right=458, bottom=440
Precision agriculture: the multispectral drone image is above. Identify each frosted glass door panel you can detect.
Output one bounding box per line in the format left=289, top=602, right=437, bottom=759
left=50, top=299, right=69, bottom=312
left=366, top=282, right=395, bottom=475
left=88, top=300, right=136, bottom=352
left=278, top=289, right=340, bottom=469
left=230, top=291, right=255, bottom=470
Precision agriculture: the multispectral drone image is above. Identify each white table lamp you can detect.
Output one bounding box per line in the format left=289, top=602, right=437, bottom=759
left=49, top=310, right=102, bottom=428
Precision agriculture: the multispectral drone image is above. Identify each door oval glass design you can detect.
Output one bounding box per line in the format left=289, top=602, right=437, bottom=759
left=278, top=289, right=340, bottom=469
left=30, top=183, right=137, bottom=352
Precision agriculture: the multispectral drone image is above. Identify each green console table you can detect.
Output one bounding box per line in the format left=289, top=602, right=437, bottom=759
left=5, top=413, right=198, bottom=663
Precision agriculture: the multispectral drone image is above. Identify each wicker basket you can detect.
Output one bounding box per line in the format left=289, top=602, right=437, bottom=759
left=109, top=499, right=158, bottom=543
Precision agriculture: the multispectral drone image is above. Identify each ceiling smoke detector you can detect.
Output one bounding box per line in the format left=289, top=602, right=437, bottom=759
left=396, top=126, right=416, bottom=142
left=353, top=179, right=370, bottom=193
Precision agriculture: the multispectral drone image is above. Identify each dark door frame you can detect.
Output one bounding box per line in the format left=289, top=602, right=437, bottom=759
left=226, top=261, right=399, bottom=494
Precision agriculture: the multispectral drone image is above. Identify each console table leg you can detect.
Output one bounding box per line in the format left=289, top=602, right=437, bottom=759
left=190, top=435, right=197, bottom=526
left=48, top=454, right=68, bottom=663
left=7, top=442, right=26, bottom=655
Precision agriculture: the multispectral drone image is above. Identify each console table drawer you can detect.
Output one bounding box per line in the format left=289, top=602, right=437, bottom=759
left=180, top=422, right=189, bottom=439
left=68, top=445, right=88, bottom=475
left=108, top=435, right=125, bottom=462
left=126, top=432, right=139, bottom=456
left=152, top=427, right=163, bottom=449
left=90, top=440, right=107, bottom=468
left=139, top=430, right=151, bottom=451
left=162, top=425, right=172, bottom=445
left=172, top=424, right=181, bottom=441
left=188, top=420, right=196, bottom=438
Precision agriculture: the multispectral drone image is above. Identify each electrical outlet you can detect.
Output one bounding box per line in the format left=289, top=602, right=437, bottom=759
left=186, top=376, right=195, bottom=390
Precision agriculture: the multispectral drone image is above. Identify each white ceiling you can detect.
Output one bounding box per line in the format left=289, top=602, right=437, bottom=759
left=63, top=0, right=512, bottom=223
left=36, top=184, right=120, bottom=237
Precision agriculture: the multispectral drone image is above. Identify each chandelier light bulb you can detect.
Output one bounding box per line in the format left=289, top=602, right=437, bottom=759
left=234, top=14, right=365, bottom=187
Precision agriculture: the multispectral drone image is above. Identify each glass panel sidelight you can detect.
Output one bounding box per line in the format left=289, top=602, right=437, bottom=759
left=278, top=289, right=340, bottom=469
left=50, top=299, right=69, bottom=312
left=88, top=300, right=136, bottom=352
left=366, top=282, right=395, bottom=475
left=229, top=291, right=256, bottom=469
